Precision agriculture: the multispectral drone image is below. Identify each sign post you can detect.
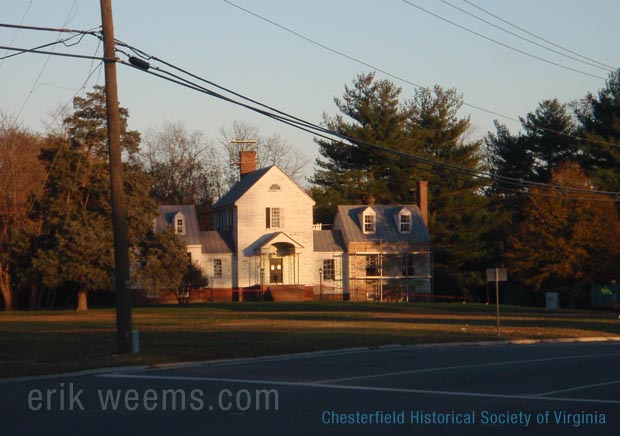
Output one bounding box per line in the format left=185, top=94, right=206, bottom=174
left=486, top=268, right=508, bottom=337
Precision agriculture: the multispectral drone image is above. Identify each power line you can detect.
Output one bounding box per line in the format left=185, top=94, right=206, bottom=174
left=0, top=22, right=98, bottom=35
left=28, top=62, right=104, bottom=216
left=401, top=0, right=607, bottom=80
left=15, top=0, right=85, bottom=121
left=0, top=31, right=88, bottom=62
left=0, top=45, right=110, bottom=61
left=440, top=0, right=613, bottom=73
left=462, top=0, right=615, bottom=71
left=220, top=0, right=620, bottom=151
left=220, top=0, right=512, bottom=122
left=113, top=45, right=620, bottom=201
left=0, top=1, right=34, bottom=68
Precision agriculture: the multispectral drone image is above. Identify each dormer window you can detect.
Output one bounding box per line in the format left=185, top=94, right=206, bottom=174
left=399, top=212, right=411, bottom=233
left=175, top=215, right=185, bottom=235
left=362, top=208, right=376, bottom=234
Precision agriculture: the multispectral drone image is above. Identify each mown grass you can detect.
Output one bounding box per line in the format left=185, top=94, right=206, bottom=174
left=1, top=302, right=618, bottom=378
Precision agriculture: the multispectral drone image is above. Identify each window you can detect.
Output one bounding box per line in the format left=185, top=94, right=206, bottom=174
left=213, top=259, right=223, bottom=279
left=176, top=217, right=185, bottom=235
left=322, top=259, right=335, bottom=280
left=266, top=207, right=282, bottom=228
left=402, top=254, right=415, bottom=277
left=363, top=214, right=375, bottom=234
left=400, top=213, right=411, bottom=233
left=269, top=184, right=281, bottom=191
left=365, top=255, right=380, bottom=276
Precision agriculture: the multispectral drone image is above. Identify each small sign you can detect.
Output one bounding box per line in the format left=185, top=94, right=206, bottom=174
left=486, top=268, right=508, bottom=282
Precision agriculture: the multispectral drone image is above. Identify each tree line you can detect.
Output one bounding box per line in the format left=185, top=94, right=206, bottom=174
left=1, top=69, right=620, bottom=311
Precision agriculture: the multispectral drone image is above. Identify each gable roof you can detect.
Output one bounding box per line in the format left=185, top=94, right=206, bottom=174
left=212, top=166, right=272, bottom=209
left=155, top=205, right=201, bottom=245
left=335, top=205, right=430, bottom=246
left=213, top=165, right=314, bottom=209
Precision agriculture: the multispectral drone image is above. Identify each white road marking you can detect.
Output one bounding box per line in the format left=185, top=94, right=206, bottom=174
left=98, top=373, right=620, bottom=405
left=537, top=379, right=620, bottom=396
left=315, top=353, right=620, bottom=384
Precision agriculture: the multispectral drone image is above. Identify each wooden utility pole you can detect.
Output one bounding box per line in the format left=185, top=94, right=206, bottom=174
left=100, top=0, right=133, bottom=353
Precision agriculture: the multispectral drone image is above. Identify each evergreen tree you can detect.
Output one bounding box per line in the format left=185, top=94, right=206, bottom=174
left=313, top=73, right=495, bottom=296
left=485, top=99, right=579, bottom=276
left=576, top=68, right=620, bottom=191
left=404, top=86, right=495, bottom=295
left=31, top=87, right=155, bottom=311
left=312, top=73, right=408, bottom=208
left=521, top=99, right=578, bottom=182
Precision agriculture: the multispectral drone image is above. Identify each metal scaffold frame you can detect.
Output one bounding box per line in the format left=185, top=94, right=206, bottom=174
left=348, top=240, right=432, bottom=302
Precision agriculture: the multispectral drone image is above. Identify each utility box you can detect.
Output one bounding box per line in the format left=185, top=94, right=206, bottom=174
left=546, top=292, right=559, bottom=309
left=132, top=330, right=140, bottom=353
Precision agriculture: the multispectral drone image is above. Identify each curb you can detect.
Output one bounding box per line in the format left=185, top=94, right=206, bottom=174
left=104, top=336, right=620, bottom=373
left=2, top=336, right=619, bottom=382
left=394, top=336, right=620, bottom=350
left=0, top=365, right=151, bottom=384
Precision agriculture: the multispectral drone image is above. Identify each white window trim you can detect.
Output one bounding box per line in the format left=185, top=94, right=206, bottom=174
left=399, top=212, right=411, bottom=234
left=363, top=213, right=375, bottom=234
left=176, top=217, right=185, bottom=235
left=266, top=207, right=283, bottom=229
left=213, top=259, right=223, bottom=279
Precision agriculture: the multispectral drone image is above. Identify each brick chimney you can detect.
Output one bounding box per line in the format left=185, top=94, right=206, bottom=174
left=416, top=180, right=428, bottom=228
left=239, top=150, right=257, bottom=178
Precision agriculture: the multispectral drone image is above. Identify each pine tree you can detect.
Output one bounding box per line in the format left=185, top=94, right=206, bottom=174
left=312, top=74, right=496, bottom=295
left=576, top=69, right=620, bottom=191
left=312, top=72, right=408, bottom=207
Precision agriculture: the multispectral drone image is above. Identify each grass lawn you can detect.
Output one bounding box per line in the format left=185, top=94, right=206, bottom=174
left=1, top=302, right=619, bottom=378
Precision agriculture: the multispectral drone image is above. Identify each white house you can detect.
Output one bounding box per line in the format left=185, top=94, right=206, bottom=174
left=150, top=150, right=432, bottom=303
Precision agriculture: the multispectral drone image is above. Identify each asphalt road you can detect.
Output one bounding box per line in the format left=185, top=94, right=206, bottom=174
left=2, top=341, right=620, bottom=435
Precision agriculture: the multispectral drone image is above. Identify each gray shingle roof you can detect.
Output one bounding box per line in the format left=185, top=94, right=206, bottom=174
left=313, top=230, right=346, bottom=252
left=200, top=231, right=234, bottom=254
left=335, top=205, right=430, bottom=246
left=155, top=205, right=202, bottom=245
left=213, top=166, right=273, bottom=209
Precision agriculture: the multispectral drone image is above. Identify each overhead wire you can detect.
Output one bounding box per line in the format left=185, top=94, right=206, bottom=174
left=0, top=22, right=97, bottom=35
left=0, top=30, right=89, bottom=62
left=439, top=0, right=613, bottom=73
left=0, top=45, right=109, bottom=61
left=15, top=0, right=83, bottom=121
left=220, top=0, right=620, bottom=151
left=400, top=0, right=606, bottom=80
left=220, top=0, right=512, bottom=122
left=27, top=38, right=104, bottom=216
left=0, top=1, right=34, bottom=68
left=462, top=0, right=615, bottom=71
left=113, top=42, right=620, bottom=201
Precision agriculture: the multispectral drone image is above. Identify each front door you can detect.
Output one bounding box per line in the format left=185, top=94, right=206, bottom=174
left=269, top=258, right=283, bottom=283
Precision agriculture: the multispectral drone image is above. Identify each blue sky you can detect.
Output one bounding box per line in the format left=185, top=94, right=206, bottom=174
left=2, top=1, right=619, bottom=181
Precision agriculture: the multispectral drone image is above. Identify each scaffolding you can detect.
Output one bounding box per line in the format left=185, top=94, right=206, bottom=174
left=348, top=240, right=432, bottom=302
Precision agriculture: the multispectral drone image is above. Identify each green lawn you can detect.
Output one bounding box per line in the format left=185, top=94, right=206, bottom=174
left=1, top=302, right=618, bottom=378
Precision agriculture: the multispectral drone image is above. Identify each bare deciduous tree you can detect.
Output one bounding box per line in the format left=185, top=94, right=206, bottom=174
left=0, top=113, right=44, bottom=311
left=218, top=120, right=308, bottom=190
left=140, top=120, right=224, bottom=229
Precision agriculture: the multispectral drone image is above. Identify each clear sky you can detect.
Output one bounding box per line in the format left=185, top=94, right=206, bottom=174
left=2, top=0, right=619, bottom=181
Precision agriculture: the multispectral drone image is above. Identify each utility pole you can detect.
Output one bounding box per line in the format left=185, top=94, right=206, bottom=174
left=100, top=0, right=132, bottom=353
